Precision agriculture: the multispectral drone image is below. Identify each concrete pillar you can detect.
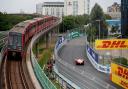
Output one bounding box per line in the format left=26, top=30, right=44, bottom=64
left=45, top=33, right=49, bottom=48
left=35, top=42, right=38, bottom=58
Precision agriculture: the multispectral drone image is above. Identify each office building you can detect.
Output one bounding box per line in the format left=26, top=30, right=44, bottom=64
left=64, top=0, right=90, bottom=16
left=36, top=2, right=64, bottom=18
left=106, top=2, right=121, bottom=19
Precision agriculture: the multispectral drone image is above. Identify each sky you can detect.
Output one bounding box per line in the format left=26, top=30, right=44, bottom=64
left=0, top=0, right=121, bottom=14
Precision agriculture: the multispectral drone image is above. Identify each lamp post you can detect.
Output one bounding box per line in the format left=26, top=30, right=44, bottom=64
left=95, top=20, right=101, bottom=39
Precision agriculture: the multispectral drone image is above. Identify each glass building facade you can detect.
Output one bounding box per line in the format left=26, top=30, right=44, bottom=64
left=121, top=0, right=128, bottom=37
left=73, top=1, right=78, bottom=15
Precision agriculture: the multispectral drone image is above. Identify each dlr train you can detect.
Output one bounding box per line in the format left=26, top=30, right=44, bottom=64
left=7, top=16, right=59, bottom=59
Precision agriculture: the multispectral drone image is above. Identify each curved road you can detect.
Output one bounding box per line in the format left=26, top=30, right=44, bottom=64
left=58, top=37, right=123, bottom=89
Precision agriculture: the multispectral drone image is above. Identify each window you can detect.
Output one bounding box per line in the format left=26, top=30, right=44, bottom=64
left=8, top=32, right=22, bottom=49
left=73, top=1, right=78, bottom=15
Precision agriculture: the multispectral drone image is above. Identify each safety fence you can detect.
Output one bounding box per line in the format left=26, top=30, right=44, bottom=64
left=0, top=31, right=9, bottom=79
left=54, top=37, right=81, bottom=89
left=31, top=49, right=56, bottom=89
left=85, top=35, right=111, bottom=73
left=30, top=20, right=61, bottom=89
left=86, top=44, right=110, bottom=73
left=0, top=31, right=8, bottom=51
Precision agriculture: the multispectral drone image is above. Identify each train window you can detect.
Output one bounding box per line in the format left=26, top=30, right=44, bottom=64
left=17, top=36, right=22, bottom=46
left=29, top=24, right=36, bottom=32
left=8, top=32, right=22, bottom=48
left=9, top=34, right=13, bottom=45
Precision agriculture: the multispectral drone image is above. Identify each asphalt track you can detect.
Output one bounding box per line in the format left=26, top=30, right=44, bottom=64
left=57, top=37, right=123, bottom=89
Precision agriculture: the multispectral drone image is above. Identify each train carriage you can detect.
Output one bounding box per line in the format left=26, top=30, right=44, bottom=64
left=7, top=16, right=58, bottom=59
left=7, top=21, right=28, bottom=59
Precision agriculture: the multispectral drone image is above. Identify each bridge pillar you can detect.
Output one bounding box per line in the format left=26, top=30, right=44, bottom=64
left=45, top=33, right=49, bottom=48
left=35, top=41, right=39, bottom=58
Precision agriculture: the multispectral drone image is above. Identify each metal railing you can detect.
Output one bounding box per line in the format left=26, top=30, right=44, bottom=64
left=31, top=49, right=56, bottom=89
left=29, top=20, right=62, bottom=89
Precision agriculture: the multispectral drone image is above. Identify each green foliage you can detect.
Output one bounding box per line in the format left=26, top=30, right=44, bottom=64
left=110, top=25, right=117, bottom=33
left=90, top=3, right=108, bottom=38
left=105, top=14, right=112, bottom=20
left=113, top=57, right=128, bottom=66
left=0, top=12, right=37, bottom=31
left=60, top=14, right=89, bottom=32
left=110, top=25, right=119, bottom=33
left=86, top=26, right=97, bottom=42
left=90, top=3, right=105, bottom=21
left=38, top=49, right=52, bottom=68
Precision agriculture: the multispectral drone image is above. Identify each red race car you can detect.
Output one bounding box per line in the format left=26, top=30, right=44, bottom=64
left=75, top=58, right=85, bottom=65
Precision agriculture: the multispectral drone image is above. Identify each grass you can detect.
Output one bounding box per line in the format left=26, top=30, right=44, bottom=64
left=38, top=48, right=53, bottom=68
left=32, top=37, right=63, bottom=89
left=51, top=79, right=63, bottom=89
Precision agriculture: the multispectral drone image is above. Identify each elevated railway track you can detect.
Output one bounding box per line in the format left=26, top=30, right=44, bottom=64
left=0, top=16, right=61, bottom=89
left=0, top=55, right=35, bottom=89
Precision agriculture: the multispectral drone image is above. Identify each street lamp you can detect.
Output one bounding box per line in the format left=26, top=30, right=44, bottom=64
left=95, top=20, right=101, bottom=39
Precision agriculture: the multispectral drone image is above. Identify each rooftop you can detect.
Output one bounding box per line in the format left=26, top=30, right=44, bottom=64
left=43, top=2, right=64, bottom=6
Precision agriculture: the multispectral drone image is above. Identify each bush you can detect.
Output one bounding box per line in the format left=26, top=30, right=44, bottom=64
left=113, top=57, right=128, bottom=66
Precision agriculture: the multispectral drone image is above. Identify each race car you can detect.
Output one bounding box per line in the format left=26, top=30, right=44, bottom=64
left=75, top=58, right=84, bottom=65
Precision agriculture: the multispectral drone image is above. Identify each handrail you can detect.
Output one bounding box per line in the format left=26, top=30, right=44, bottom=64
left=29, top=19, right=61, bottom=89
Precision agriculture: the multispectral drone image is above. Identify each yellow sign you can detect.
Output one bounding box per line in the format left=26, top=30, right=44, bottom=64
left=95, top=39, right=128, bottom=50
left=111, top=63, right=128, bottom=89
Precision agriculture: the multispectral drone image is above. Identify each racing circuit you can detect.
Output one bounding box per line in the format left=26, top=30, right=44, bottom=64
left=56, top=37, right=123, bottom=89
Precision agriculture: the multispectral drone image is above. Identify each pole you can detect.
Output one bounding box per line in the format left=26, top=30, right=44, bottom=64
left=96, top=20, right=100, bottom=39
left=99, top=20, right=100, bottom=39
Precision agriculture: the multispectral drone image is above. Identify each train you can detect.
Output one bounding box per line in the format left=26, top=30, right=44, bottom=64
left=7, top=16, right=59, bottom=59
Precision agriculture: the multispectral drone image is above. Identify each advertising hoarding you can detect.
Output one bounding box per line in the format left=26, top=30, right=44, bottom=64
left=95, top=39, right=128, bottom=50
left=87, top=45, right=98, bottom=63
left=111, top=63, right=128, bottom=89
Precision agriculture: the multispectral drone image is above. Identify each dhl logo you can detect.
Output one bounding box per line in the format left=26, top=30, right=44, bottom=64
left=95, top=39, right=128, bottom=50
left=117, top=66, right=128, bottom=88
left=117, top=66, right=128, bottom=80
left=111, top=63, right=128, bottom=89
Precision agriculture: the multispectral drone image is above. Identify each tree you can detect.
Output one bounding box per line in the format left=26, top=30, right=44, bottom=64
left=59, top=15, right=89, bottom=33
left=0, top=13, right=36, bottom=31
left=90, top=3, right=108, bottom=38
left=86, top=26, right=97, bottom=42
left=105, top=14, right=112, bottom=20
left=110, top=25, right=119, bottom=33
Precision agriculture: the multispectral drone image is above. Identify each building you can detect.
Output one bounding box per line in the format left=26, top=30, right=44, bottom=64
left=121, top=0, right=128, bottom=38
left=106, top=2, right=121, bottom=19
left=36, top=3, right=43, bottom=14
left=64, top=0, right=90, bottom=16
left=36, top=2, right=64, bottom=18
left=107, top=2, right=120, bottom=12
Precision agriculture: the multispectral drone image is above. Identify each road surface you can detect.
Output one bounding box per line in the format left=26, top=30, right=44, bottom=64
left=57, top=37, right=123, bottom=89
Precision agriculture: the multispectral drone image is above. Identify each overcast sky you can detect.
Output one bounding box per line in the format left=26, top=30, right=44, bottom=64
left=0, top=0, right=120, bottom=13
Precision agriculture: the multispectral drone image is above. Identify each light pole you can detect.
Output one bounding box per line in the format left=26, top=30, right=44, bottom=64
left=95, top=20, right=101, bottom=39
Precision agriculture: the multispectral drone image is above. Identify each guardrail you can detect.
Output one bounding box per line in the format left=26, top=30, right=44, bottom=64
left=31, top=49, right=56, bottom=89
left=86, top=45, right=110, bottom=73
left=54, top=36, right=81, bottom=89
left=30, top=20, right=61, bottom=89
left=0, top=44, right=7, bottom=69
left=85, top=36, right=111, bottom=73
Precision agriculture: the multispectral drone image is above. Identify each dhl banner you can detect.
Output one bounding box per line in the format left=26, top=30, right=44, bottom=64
left=95, top=39, right=128, bottom=50
left=111, top=63, right=128, bottom=89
